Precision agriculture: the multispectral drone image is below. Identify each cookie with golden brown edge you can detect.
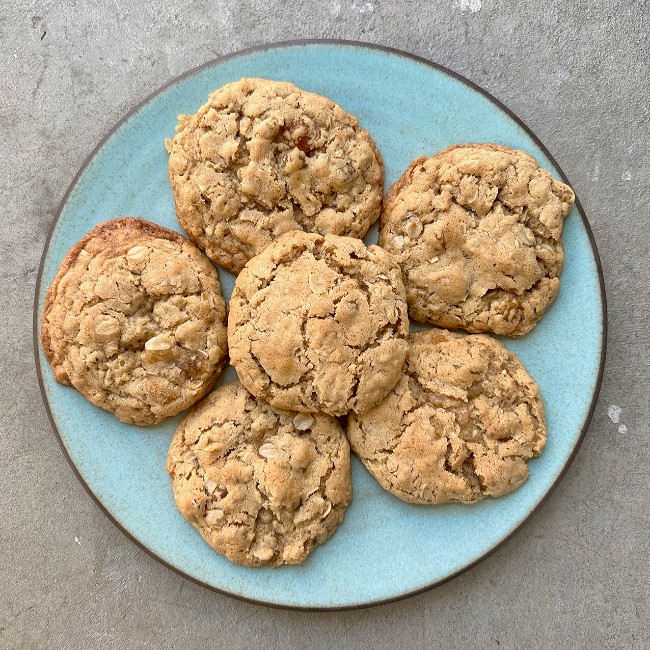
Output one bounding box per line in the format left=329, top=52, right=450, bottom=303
left=228, top=231, right=409, bottom=417
left=347, top=329, right=547, bottom=504
left=379, top=143, right=575, bottom=335
left=167, top=381, right=351, bottom=567
left=167, top=77, right=384, bottom=273
left=41, top=218, right=228, bottom=425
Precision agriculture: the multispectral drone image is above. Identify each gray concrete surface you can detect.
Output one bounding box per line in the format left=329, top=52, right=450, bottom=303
left=1, top=0, right=648, bottom=648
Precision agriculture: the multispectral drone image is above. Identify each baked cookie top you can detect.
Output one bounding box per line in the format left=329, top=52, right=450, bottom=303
left=167, top=381, right=351, bottom=567
left=347, top=329, right=546, bottom=504
left=379, top=144, right=575, bottom=335
left=167, top=77, right=384, bottom=274
left=41, top=218, right=228, bottom=426
left=228, top=231, right=409, bottom=417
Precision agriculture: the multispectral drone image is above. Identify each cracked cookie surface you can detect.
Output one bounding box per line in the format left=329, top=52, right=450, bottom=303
left=168, top=77, right=384, bottom=274
left=379, top=144, right=575, bottom=335
left=228, top=231, right=409, bottom=416
left=167, top=380, right=351, bottom=567
left=41, top=218, right=228, bottom=425
left=347, top=329, right=546, bottom=504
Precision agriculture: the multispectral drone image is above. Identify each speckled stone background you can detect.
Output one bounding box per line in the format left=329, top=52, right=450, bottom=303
left=2, top=1, right=648, bottom=648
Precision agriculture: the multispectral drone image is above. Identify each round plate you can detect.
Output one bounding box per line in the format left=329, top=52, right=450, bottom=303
left=34, top=41, right=606, bottom=610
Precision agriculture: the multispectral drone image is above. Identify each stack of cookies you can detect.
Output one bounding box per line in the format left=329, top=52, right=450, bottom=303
left=41, top=78, right=575, bottom=568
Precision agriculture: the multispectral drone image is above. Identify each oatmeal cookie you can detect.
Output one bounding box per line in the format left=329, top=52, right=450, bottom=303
left=41, top=218, right=228, bottom=425
left=228, top=231, right=409, bottom=416
left=167, top=381, right=351, bottom=567
left=379, top=144, right=575, bottom=335
left=347, top=329, right=547, bottom=504
left=168, top=77, right=384, bottom=273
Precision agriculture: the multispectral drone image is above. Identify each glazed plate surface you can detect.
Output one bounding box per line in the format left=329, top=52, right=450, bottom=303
left=34, top=41, right=605, bottom=609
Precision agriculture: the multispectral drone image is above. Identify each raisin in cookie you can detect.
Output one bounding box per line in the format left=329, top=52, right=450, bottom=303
left=41, top=218, right=228, bottom=425
left=167, top=381, right=351, bottom=567
left=347, top=329, right=546, bottom=504
left=167, top=77, right=384, bottom=274
left=379, top=144, right=575, bottom=335
left=228, top=231, right=409, bottom=416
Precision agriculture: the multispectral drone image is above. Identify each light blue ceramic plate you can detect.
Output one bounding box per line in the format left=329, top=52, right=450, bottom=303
left=34, top=41, right=606, bottom=610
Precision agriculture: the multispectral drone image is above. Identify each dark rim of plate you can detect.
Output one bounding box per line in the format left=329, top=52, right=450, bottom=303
left=32, top=39, right=607, bottom=612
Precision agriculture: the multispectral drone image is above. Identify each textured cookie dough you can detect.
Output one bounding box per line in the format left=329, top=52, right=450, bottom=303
left=228, top=231, right=409, bottom=416
left=167, top=381, right=351, bottom=567
left=348, top=329, right=547, bottom=504
left=41, top=218, right=228, bottom=425
left=168, top=77, right=384, bottom=274
left=379, top=144, right=575, bottom=335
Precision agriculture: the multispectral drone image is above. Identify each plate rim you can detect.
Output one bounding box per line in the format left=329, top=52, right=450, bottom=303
left=32, top=38, right=607, bottom=611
